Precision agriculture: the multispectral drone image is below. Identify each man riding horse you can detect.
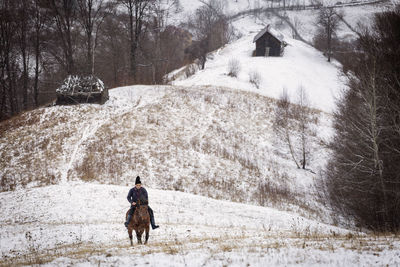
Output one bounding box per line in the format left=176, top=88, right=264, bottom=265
left=124, top=176, right=159, bottom=230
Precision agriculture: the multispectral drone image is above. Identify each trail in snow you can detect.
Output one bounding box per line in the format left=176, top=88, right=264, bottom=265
left=60, top=122, right=101, bottom=183
left=59, top=86, right=167, bottom=183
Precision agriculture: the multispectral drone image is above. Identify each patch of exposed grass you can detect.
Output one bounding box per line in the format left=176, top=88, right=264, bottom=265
left=1, top=86, right=328, bottom=223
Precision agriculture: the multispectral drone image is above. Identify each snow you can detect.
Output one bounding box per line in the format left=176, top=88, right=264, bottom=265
left=171, top=1, right=387, bottom=113
left=173, top=30, right=345, bottom=113
left=2, top=85, right=399, bottom=265
left=56, top=75, right=105, bottom=93
left=1, top=182, right=399, bottom=266
left=1, top=2, right=397, bottom=265
left=253, top=24, right=285, bottom=43
left=281, top=4, right=389, bottom=41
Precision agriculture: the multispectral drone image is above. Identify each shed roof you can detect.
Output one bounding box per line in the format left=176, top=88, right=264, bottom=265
left=253, top=25, right=284, bottom=43
left=56, top=75, right=105, bottom=94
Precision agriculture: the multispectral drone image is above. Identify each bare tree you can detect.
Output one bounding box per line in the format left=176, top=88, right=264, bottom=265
left=158, top=25, right=191, bottom=81
left=77, top=0, right=112, bottom=75
left=137, top=0, right=176, bottom=84
left=95, top=13, right=130, bottom=87
left=153, top=0, right=180, bottom=27
left=32, top=0, right=47, bottom=107
left=291, top=16, right=303, bottom=40
left=315, top=7, right=341, bottom=62
left=0, top=0, right=19, bottom=119
left=187, top=0, right=231, bottom=69
left=122, top=0, right=154, bottom=80
left=326, top=60, right=389, bottom=229
left=0, top=0, right=51, bottom=118
left=16, top=0, right=29, bottom=110
left=47, top=0, right=78, bottom=74
left=274, top=87, right=316, bottom=169
left=325, top=6, right=400, bottom=231
left=249, top=70, right=261, bottom=89
left=293, top=87, right=314, bottom=169
left=274, top=89, right=301, bottom=168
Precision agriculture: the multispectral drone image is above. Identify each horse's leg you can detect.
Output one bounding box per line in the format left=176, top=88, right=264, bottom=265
left=136, top=230, right=142, bottom=244
left=139, top=229, right=145, bottom=244
left=144, top=225, right=150, bottom=245
left=128, top=227, right=133, bottom=246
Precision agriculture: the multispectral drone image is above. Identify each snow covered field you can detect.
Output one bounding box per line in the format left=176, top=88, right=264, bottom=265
left=2, top=85, right=400, bottom=266
left=1, top=182, right=399, bottom=266
left=1, top=2, right=398, bottom=266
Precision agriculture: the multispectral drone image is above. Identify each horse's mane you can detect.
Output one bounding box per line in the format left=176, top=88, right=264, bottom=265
left=134, top=202, right=149, bottom=222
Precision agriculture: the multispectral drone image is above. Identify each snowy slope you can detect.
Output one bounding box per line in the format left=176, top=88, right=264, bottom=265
left=173, top=32, right=344, bottom=113
left=281, top=4, right=390, bottom=42
left=168, top=0, right=387, bottom=114
left=1, top=182, right=399, bottom=266
left=0, top=85, right=334, bottom=223
left=0, top=82, right=383, bottom=264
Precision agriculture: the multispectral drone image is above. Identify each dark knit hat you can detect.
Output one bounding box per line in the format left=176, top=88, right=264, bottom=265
left=135, top=176, right=141, bottom=185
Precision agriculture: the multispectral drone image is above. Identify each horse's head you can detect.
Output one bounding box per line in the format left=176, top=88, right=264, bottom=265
left=136, top=205, right=149, bottom=221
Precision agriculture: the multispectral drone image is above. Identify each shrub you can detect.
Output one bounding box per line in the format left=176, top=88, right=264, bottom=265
left=249, top=70, right=261, bottom=89
left=227, top=58, right=241, bottom=77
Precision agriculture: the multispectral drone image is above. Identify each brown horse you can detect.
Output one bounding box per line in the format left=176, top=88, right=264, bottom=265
left=126, top=201, right=150, bottom=246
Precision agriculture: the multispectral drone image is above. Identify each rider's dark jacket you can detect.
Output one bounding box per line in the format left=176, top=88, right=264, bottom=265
left=127, top=187, right=149, bottom=205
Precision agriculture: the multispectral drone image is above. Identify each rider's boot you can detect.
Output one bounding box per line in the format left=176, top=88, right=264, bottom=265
left=124, top=214, right=132, bottom=228
left=148, top=207, right=159, bottom=230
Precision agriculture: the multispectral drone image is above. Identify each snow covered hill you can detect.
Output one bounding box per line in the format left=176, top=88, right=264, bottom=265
left=167, top=0, right=389, bottom=114
left=0, top=85, right=333, bottom=222
left=172, top=32, right=344, bottom=113
left=171, top=0, right=390, bottom=113
left=3, top=84, right=397, bottom=266
left=1, top=182, right=399, bottom=266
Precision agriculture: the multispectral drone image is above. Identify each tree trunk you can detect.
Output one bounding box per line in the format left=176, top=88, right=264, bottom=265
left=66, top=27, right=75, bottom=74
left=368, top=61, right=388, bottom=228
left=5, top=44, right=15, bottom=115
left=327, top=22, right=331, bottom=62
left=0, top=84, right=6, bottom=119
left=20, top=1, right=29, bottom=110
left=34, top=18, right=40, bottom=107
left=286, top=130, right=301, bottom=169
left=127, top=1, right=136, bottom=79
left=87, top=32, right=93, bottom=74
left=0, top=61, right=6, bottom=119
left=302, top=133, right=306, bottom=169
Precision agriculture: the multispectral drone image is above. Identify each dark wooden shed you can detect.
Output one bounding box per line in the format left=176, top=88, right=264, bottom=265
left=253, top=25, right=286, bottom=57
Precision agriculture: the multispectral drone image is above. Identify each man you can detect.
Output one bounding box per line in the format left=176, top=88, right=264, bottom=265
left=124, top=176, right=159, bottom=229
